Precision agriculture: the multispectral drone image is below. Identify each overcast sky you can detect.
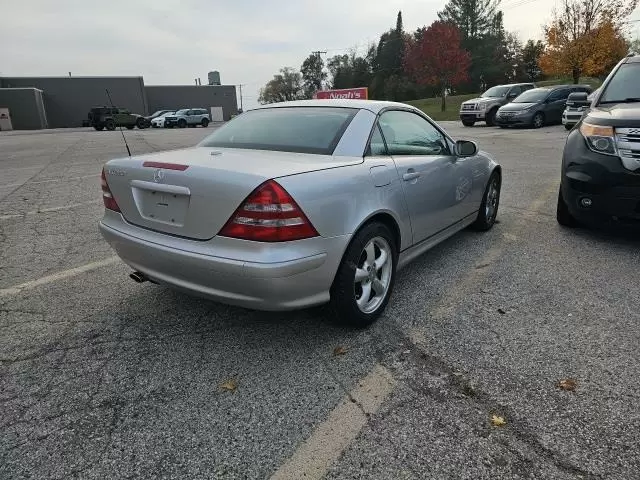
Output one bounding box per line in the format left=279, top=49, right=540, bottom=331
left=3, top=0, right=640, bottom=109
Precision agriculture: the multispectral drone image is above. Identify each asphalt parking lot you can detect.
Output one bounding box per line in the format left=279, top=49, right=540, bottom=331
left=1, top=122, right=639, bottom=480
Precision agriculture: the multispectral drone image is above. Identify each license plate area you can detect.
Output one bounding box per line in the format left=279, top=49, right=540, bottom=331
left=130, top=180, right=191, bottom=227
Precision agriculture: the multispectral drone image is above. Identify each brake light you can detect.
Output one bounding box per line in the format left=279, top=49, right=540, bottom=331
left=219, top=180, right=319, bottom=242
left=101, top=168, right=121, bottom=212
left=142, top=161, right=189, bottom=171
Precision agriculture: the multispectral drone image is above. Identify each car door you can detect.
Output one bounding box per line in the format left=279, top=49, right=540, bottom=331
left=546, top=88, right=571, bottom=122
left=378, top=109, right=472, bottom=244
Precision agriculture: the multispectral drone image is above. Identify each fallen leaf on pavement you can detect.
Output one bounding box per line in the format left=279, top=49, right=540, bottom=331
left=491, top=415, right=506, bottom=427
left=220, top=379, right=238, bottom=392
left=557, top=378, right=577, bottom=392
left=333, top=346, right=348, bottom=356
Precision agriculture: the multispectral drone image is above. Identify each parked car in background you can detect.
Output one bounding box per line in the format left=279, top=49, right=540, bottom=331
left=99, top=99, right=502, bottom=327
left=557, top=53, right=640, bottom=229
left=89, top=107, right=147, bottom=131
left=495, top=84, right=593, bottom=129
left=459, top=83, right=535, bottom=127
left=144, top=110, right=174, bottom=128
left=164, top=108, right=211, bottom=128
left=150, top=111, right=175, bottom=128
left=562, top=91, right=593, bottom=130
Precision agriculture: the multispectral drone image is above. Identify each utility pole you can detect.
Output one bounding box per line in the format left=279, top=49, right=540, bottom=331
left=238, top=84, right=246, bottom=111
left=311, top=51, right=328, bottom=93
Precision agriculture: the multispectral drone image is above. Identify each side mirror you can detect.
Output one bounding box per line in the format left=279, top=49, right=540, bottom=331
left=568, top=92, right=588, bottom=101
left=507, top=93, right=517, bottom=99
left=455, top=140, right=478, bottom=157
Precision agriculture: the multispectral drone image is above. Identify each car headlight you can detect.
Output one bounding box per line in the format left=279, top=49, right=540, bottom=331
left=479, top=104, right=487, bottom=110
left=579, top=122, right=617, bottom=156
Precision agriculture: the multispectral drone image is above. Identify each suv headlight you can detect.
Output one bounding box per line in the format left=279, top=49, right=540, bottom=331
left=479, top=104, right=487, bottom=110
left=579, top=122, right=617, bottom=156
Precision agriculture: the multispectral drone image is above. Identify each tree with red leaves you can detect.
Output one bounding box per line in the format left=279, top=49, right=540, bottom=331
left=404, top=21, right=471, bottom=111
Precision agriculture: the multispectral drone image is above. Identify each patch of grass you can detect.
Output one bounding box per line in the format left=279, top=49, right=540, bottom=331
left=405, top=94, right=478, bottom=121
left=405, top=77, right=603, bottom=121
left=535, top=76, right=602, bottom=88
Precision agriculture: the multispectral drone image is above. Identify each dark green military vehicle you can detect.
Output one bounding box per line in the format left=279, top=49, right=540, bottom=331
left=88, top=107, right=147, bottom=131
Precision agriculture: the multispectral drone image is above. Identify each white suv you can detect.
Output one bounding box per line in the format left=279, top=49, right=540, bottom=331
left=150, top=111, right=175, bottom=128
left=164, top=108, right=211, bottom=128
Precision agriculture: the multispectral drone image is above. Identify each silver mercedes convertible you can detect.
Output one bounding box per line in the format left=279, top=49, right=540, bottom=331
left=99, top=99, right=501, bottom=327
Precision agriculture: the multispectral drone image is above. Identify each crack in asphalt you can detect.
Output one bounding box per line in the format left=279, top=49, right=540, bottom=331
left=0, top=138, right=87, bottom=202
left=374, top=323, right=600, bottom=479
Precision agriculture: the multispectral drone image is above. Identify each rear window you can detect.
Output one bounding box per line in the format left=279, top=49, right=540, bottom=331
left=198, top=106, right=358, bottom=155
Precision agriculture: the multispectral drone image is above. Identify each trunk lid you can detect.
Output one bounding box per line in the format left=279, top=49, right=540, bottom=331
left=103, top=146, right=362, bottom=240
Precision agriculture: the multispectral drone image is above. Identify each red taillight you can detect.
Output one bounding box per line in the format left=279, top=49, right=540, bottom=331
left=219, top=180, right=319, bottom=242
left=101, top=168, right=121, bottom=212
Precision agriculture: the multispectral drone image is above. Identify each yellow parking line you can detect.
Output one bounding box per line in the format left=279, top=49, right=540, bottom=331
left=270, top=180, right=560, bottom=478
left=0, top=256, right=119, bottom=297
left=269, top=364, right=395, bottom=480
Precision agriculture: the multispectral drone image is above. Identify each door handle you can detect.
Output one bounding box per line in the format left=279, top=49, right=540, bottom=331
left=402, top=171, right=421, bottom=182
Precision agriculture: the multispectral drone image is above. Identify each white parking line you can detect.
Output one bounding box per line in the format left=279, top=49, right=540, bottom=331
left=270, top=364, right=395, bottom=480
left=0, top=256, right=119, bottom=297
left=0, top=173, right=99, bottom=190
left=0, top=200, right=98, bottom=221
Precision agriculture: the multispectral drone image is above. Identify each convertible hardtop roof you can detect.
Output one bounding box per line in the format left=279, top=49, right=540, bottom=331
left=250, top=99, right=422, bottom=114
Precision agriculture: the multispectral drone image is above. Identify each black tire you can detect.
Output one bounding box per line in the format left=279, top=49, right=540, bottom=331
left=178, top=119, right=187, bottom=128
left=461, top=120, right=475, bottom=127
left=532, top=112, right=545, bottom=129
left=556, top=187, right=579, bottom=227
left=136, top=118, right=146, bottom=129
left=201, top=118, right=209, bottom=127
left=105, top=120, right=116, bottom=131
left=330, top=222, right=398, bottom=328
left=471, top=171, right=501, bottom=231
left=94, top=125, right=104, bottom=131
left=486, top=108, right=498, bottom=127
left=564, top=124, right=572, bottom=131
left=126, top=125, right=134, bottom=130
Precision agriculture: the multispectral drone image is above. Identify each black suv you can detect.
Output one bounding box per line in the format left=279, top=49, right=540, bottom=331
left=557, top=53, right=640, bottom=229
left=88, top=107, right=147, bottom=131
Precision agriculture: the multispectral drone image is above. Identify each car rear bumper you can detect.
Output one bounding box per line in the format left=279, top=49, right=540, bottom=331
left=561, top=132, right=640, bottom=227
left=98, top=214, right=351, bottom=311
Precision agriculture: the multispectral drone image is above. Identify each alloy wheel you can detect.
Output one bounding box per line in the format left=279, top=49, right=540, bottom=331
left=353, top=237, right=393, bottom=314
left=485, top=178, right=499, bottom=221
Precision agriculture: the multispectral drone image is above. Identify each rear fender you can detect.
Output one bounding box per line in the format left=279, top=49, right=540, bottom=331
left=276, top=158, right=413, bottom=251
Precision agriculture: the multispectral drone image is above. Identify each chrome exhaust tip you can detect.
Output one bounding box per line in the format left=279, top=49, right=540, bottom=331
left=129, top=271, right=147, bottom=283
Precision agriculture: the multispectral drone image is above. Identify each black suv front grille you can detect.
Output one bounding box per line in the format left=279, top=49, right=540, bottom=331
left=615, top=128, right=640, bottom=170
